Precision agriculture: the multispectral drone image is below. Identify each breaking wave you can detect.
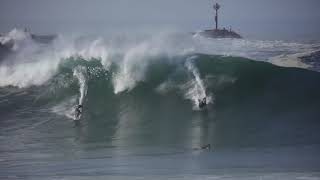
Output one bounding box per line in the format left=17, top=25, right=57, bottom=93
left=0, top=30, right=320, bottom=148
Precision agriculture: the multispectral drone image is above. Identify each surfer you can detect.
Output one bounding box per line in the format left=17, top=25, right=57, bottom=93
left=201, top=144, right=211, bottom=150
left=75, top=104, right=83, bottom=120
left=198, top=97, right=207, bottom=109
left=193, top=144, right=211, bottom=151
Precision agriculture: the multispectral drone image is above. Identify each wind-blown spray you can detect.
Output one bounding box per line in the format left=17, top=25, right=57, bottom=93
left=184, top=56, right=212, bottom=109
left=73, top=66, right=88, bottom=105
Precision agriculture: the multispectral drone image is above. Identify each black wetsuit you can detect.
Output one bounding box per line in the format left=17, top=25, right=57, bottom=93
left=198, top=98, right=207, bottom=108
left=201, top=144, right=211, bottom=150
left=75, top=105, right=83, bottom=119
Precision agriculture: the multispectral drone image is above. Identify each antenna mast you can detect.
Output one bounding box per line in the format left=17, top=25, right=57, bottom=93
left=213, top=2, right=220, bottom=30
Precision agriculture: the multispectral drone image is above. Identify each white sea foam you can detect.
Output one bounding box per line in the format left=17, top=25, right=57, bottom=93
left=112, top=42, right=158, bottom=94
left=0, top=33, right=112, bottom=88
left=73, top=66, right=88, bottom=105
left=184, top=56, right=213, bottom=109
left=0, top=57, right=61, bottom=88
left=0, top=28, right=319, bottom=90
left=269, top=51, right=314, bottom=69
left=0, top=28, right=32, bottom=51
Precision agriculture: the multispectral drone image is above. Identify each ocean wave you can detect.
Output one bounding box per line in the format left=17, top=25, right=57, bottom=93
left=1, top=29, right=320, bottom=90
left=1, top=52, right=320, bottom=148
left=29, top=54, right=320, bottom=120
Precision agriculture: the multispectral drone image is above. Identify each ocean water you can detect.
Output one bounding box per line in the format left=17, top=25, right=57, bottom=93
left=1, top=29, right=320, bottom=179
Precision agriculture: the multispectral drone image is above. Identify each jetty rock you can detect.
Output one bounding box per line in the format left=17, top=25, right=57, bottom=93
left=197, top=29, right=242, bottom=39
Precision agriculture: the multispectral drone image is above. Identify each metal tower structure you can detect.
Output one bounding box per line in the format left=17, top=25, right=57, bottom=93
left=213, top=2, right=220, bottom=30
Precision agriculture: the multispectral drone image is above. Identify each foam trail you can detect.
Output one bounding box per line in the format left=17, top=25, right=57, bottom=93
left=185, top=56, right=212, bottom=109
left=52, top=96, right=78, bottom=120
left=73, top=66, right=88, bottom=105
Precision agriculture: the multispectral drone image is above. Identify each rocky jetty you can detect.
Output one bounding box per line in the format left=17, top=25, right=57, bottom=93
left=198, top=29, right=242, bottom=39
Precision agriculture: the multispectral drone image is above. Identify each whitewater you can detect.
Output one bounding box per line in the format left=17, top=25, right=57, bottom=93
left=1, top=29, right=320, bottom=180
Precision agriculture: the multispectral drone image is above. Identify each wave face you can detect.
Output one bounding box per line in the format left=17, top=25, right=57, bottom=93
left=1, top=52, right=320, bottom=148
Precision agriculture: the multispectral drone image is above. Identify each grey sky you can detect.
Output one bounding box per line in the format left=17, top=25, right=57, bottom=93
left=0, top=0, right=320, bottom=40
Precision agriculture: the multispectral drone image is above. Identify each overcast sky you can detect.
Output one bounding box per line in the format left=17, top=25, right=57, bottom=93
left=1, top=0, right=320, bottom=40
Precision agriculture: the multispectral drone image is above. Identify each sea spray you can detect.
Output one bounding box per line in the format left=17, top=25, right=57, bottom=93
left=112, top=42, right=159, bottom=94
left=73, top=66, right=88, bottom=105
left=184, top=56, right=213, bottom=109
left=51, top=66, right=88, bottom=120
left=1, top=29, right=319, bottom=90
left=0, top=28, right=32, bottom=51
